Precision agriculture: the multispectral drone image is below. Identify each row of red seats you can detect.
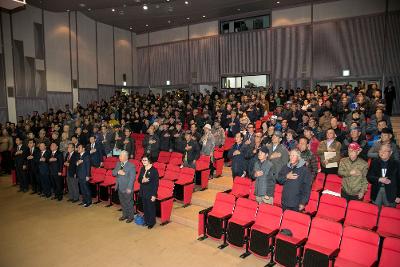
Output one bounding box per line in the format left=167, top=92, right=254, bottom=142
left=198, top=193, right=399, bottom=267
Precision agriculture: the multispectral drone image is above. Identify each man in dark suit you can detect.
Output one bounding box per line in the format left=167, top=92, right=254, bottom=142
left=76, top=144, right=92, bottom=207
left=48, top=142, right=64, bottom=201
left=38, top=142, right=51, bottom=198
left=14, top=137, right=28, bottom=192
left=226, top=110, right=241, bottom=138
left=182, top=131, right=200, bottom=168
left=112, top=150, right=136, bottom=223
left=121, top=128, right=135, bottom=159
left=99, top=125, right=113, bottom=156
left=384, top=81, right=396, bottom=116
left=65, top=143, right=79, bottom=202
left=367, top=144, right=400, bottom=208
left=87, top=135, right=104, bottom=168
left=24, top=139, right=40, bottom=194
left=143, top=125, right=160, bottom=163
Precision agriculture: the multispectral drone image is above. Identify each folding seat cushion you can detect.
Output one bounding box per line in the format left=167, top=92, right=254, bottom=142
left=157, top=151, right=171, bottom=164
left=99, top=174, right=116, bottom=207
left=316, top=194, right=347, bottom=222
left=305, top=191, right=320, bottom=216
left=334, top=226, right=379, bottom=267
left=169, top=152, right=183, bottom=166
left=303, top=218, right=342, bottom=267
left=213, top=150, right=224, bottom=177
left=155, top=180, right=175, bottom=225
left=195, top=155, right=211, bottom=190
left=198, top=193, right=236, bottom=240
left=363, top=184, right=372, bottom=203
left=225, top=198, right=258, bottom=249
left=377, top=206, right=400, bottom=238
left=378, top=237, right=400, bottom=267
left=274, top=210, right=311, bottom=267
left=249, top=204, right=282, bottom=258
left=323, top=174, right=342, bottom=194
left=174, top=167, right=195, bottom=206
left=228, top=177, right=252, bottom=198
left=163, top=164, right=181, bottom=182
left=153, top=162, right=166, bottom=178
left=312, top=172, right=326, bottom=192
left=89, top=167, right=107, bottom=204
left=344, top=201, right=379, bottom=230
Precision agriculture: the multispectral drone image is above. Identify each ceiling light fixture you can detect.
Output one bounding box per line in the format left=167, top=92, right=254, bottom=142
left=186, top=17, right=190, bottom=20
left=143, top=4, right=148, bottom=10
left=166, top=0, right=170, bottom=2
left=111, top=8, right=115, bottom=12
left=168, top=20, right=171, bottom=24
left=276, top=1, right=280, bottom=3
left=87, top=8, right=91, bottom=11
left=202, top=15, right=206, bottom=18
left=146, top=24, right=149, bottom=27
left=79, top=3, right=86, bottom=7
left=185, top=1, right=189, bottom=5
left=129, top=26, right=133, bottom=30
left=237, top=8, right=241, bottom=11
left=66, top=9, right=70, bottom=12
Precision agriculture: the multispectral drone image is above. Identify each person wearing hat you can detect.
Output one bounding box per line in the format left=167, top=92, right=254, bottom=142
left=368, top=128, right=399, bottom=161
left=338, top=142, right=369, bottom=202
left=253, top=146, right=274, bottom=204
left=200, top=124, right=215, bottom=157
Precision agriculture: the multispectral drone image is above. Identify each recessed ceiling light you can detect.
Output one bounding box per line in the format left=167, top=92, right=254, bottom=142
left=166, top=0, right=170, bottom=2
left=87, top=8, right=91, bottom=11
left=66, top=9, right=70, bottom=12
left=276, top=1, right=280, bottom=3
left=146, top=24, right=149, bottom=27
left=185, top=1, right=189, bottom=5
left=129, top=26, right=133, bottom=30
left=202, top=15, right=206, bottom=18
left=186, top=17, right=190, bottom=20
left=168, top=20, right=171, bottom=24
left=123, top=4, right=127, bottom=8
left=119, top=10, right=124, bottom=15
left=111, top=8, right=115, bottom=12
left=143, top=4, right=148, bottom=10
left=156, top=4, right=160, bottom=8
left=79, top=3, right=86, bottom=7
left=237, top=8, right=241, bottom=11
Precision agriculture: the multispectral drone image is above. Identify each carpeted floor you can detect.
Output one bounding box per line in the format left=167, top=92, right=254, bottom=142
left=0, top=176, right=267, bottom=267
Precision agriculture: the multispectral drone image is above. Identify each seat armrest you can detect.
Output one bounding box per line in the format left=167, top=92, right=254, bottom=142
left=223, top=189, right=232, bottom=194
left=295, top=238, right=308, bottom=247
left=199, top=206, right=213, bottom=215
left=243, top=221, right=255, bottom=228
left=328, top=248, right=340, bottom=259
left=221, top=214, right=232, bottom=221
left=158, top=196, right=174, bottom=202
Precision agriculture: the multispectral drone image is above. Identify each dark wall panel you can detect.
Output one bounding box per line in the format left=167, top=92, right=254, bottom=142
left=47, top=92, right=72, bottom=110
left=137, top=47, right=149, bottom=86
left=0, top=108, right=7, bottom=123
left=98, top=85, right=115, bottom=102
left=13, top=40, right=25, bottom=97
left=0, top=54, right=7, bottom=108
left=79, top=88, right=98, bottom=108
left=189, top=36, right=219, bottom=83
left=16, top=98, right=47, bottom=117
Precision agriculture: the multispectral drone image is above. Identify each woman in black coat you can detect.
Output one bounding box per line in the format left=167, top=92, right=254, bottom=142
left=138, top=156, right=159, bottom=229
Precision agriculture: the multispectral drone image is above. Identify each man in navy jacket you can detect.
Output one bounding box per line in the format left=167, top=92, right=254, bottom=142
left=48, top=142, right=64, bottom=201
left=87, top=135, right=104, bottom=168
left=38, top=142, right=51, bottom=198
left=76, top=144, right=92, bottom=207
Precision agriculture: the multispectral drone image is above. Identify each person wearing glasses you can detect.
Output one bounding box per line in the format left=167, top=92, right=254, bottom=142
left=138, top=156, right=159, bottom=229
left=112, top=150, right=136, bottom=223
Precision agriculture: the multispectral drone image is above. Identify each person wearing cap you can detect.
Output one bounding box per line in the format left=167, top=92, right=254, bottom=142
left=298, top=137, right=318, bottom=181
left=368, top=128, right=399, bottom=161
left=338, top=142, right=369, bottom=202
left=253, top=146, right=274, bottom=204
left=367, top=144, right=400, bottom=208
left=266, top=131, right=289, bottom=183
left=276, top=149, right=312, bottom=212
left=200, top=124, right=215, bottom=157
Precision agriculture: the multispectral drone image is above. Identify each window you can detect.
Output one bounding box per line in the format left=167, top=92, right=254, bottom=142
left=221, top=74, right=269, bottom=89
left=220, top=15, right=270, bottom=34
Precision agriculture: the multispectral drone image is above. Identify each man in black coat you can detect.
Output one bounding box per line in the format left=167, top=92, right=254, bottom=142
left=24, top=139, right=40, bottom=194
left=121, top=128, right=135, bottom=159
left=367, top=144, right=400, bottom=208
left=87, top=135, right=105, bottom=167
left=48, top=142, right=64, bottom=201
left=276, top=149, right=312, bottom=212
left=76, top=144, right=92, bottom=207
left=172, top=122, right=185, bottom=153
left=14, top=137, right=28, bottom=192
left=65, top=143, right=79, bottom=202
left=142, top=125, right=160, bottom=163
left=228, top=133, right=250, bottom=178
left=182, top=131, right=200, bottom=168
left=384, top=81, right=396, bottom=116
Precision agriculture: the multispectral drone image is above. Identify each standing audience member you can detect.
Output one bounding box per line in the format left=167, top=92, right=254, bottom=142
left=65, top=143, right=79, bottom=203
left=317, top=128, right=341, bottom=174
left=48, top=142, right=64, bottom=201
left=228, top=133, right=249, bottom=178
left=76, top=144, right=92, bottom=207
left=253, top=146, right=274, bottom=204
left=0, top=128, right=13, bottom=175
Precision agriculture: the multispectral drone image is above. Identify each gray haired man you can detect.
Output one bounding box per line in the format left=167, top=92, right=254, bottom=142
left=254, top=146, right=274, bottom=204
left=112, top=150, right=136, bottom=223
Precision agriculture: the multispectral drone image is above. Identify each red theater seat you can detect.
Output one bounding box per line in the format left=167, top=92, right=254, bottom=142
left=379, top=237, right=400, bottom=267
left=302, top=218, right=342, bottom=267
left=155, top=179, right=175, bottom=225
left=89, top=167, right=107, bottom=204
left=103, top=157, right=118, bottom=170
left=344, top=201, right=378, bottom=230
left=99, top=172, right=116, bottom=207
left=316, top=194, right=347, bottom=222
left=213, top=150, right=224, bottom=177
left=312, top=172, right=326, bottom=192
left=249, top=204, right=282, bottom=258
left=273, top=184, right=283, bottom=207
left=163, top=164, right=181, bottom=182
left=305, top=191, right=320, bottom=216
left=169, top=152, right=183, bottom=166
left=195, top=155, right=211, bottom=190
left=248, top=181, right=256, bottom=201
left=174, top=167, right=195, bottom=206
left=157, top=151, right=171, bottom=164
left=323, top=174, right=342, bottom=194
left=223, top=198, right=258, bottom=252
left=273, top=210, right=311, bottom=267
left=377, top=206, right=400, bottom=238
left=198, top=193, right=236, bottom=241
left=153, top=162, right=166, bottom=178
left=334, top=226, right=379, bottom=267
left=226, top=177, right=251, bottom=198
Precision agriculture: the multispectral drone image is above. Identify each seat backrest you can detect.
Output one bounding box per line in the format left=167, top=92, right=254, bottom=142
left=153, top=162, right=166, bottom=171
left=379, top=237, right=400, bottom=267
left=198, top=155, right=211, bottom=163
left=170, top=152, right=183, bottom=159
left=377, top=206, right=400, bottom=238
left=338, top=226, right=379, bottom=266
left=316, top=194, right=347, bottom=221
left=181, top=167, right=195, bottom=177
left=159, top=179, right=174, bottom=190
left=166, top=164, right=181, bottom=172
left=280, top=210, right=311, bottom=240
left=273, top=184, right=283, bottom=206
left=254, top=204, right=282, bottom=230
left=307, top=217, right=342, bottom=251
left=105, top=169, right=114, bottom=176
left=231, top=198, right=258, bottom=222
left=231, top=177, right=252, bottom=197
left=212, top=192, right=236, bottom=215
left=324, top=174, right=342, bottom=193
left=344, top=201, right=379, bottom=230
left=103, top=174, right=115, bottom=184
left=158, top=151, right=171, bottom=163
left=248, top=181, right=256, bottom=201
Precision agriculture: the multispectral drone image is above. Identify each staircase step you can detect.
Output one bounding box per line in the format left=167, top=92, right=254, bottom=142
left=191, top=188, right=221, bottom=208
left=171, top=202, right=203, bottom=229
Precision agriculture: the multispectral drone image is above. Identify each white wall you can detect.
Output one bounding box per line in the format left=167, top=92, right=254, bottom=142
left=149, top=26, right=187, bottom=45
left=97, top=22, right=114, bottom=85
left=272, top=5, right=311, bottom=27
left=44, top=11, right=71, bottom=92
left=313, top=0, right=386, bottom=22
left=76, top=12, right=97, bottom=89
left=189, top=21, right=219, bottom=39
left=114, top=27, right=132, bottom=86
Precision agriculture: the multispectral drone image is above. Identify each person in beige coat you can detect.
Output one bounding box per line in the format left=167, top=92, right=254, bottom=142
left=317, top=128, right=341, bottom=174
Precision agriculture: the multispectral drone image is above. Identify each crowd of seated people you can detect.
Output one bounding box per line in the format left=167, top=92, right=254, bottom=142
left=0, top=82, right=398, bottom=214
